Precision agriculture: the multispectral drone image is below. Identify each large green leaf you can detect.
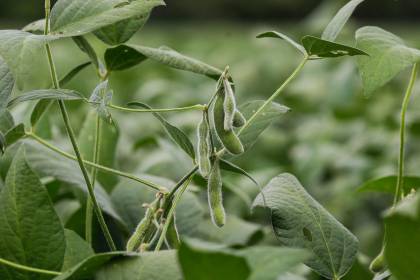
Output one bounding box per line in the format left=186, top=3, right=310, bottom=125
left=355, top=26, right=420, bottom=96
left=94, top=15, right=149, bottom=46
left=322, top=0, right=365, bottom=41
left=302, top=36, right=367, bottom=58
left=253, top=173, right=359, bottom=279
left=358, top=175, right=420, bottom=194
left=385, top=193, right=420, bottom=280
left=50, top=0, right=164, bottom=37
left=256, top=31, right=307, bottom=56
left=7, top=89, right=83, bottom=108
left=95, top=250, right=182, bottom=280
left=0, top=147, right=66, bottom=280
left=62, top=230, right=94, bottom=271
left=4, top=123, right=26, bottom=149
left=128, top=102, right=195, bottom=159
left=0, top=110, right=14, bottom=133
left=0, top=31, right=52, bottom=88
left=238, top=100, right=290, bottom=150
left=24, top=141, right=124, bottom=225
left=178, top=239, right=251, bottom=280
left=0, top=57, right=14, bottom=110
left=78, top=111, right=119, bottom=191
left=106, top=45, right=223, bottom=79
left=238, top=247, right=310, bottom=280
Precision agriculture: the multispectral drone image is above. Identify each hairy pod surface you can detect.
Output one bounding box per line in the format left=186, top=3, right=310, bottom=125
left=232, top=110, right=246, bottom=128
left=197, top=113, right=212, bottom=178
left=212, top=93, right=244, bottom=155
left=207, top=159, right=226, bottom=227
left=223, top=78, right=236, bottom=131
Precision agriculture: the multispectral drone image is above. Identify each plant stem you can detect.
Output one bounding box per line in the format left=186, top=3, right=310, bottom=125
left=44, top=1, right=116, bottom=251
left=155, top=176, right=193, bottom=251
left=86, top=115, right=101, bottom=244
left=393, top=63, right=418, bottom=206
left=0, top=257, right=61, bottom=276
left=108, top=104, right=205, bottom=113
left=26, top=132, right=166, bottom=192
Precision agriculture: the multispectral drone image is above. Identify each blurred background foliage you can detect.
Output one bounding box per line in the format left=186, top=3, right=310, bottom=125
left=1, top=0, right=420, bottom=279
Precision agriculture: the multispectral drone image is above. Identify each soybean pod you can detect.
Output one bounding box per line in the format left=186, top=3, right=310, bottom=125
left=223, top=77, right=236, bottom=131
left=212, top=92, right=244, bottom=155
left=207, top=158, right=226, bottom=227
left=197, top=112, right=212, bottom=178
left=232, top=110, right=246, bottom=128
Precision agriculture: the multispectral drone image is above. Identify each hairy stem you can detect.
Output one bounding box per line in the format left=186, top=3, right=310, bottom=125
left=0, top=257, right=61, bottom=276
left=86, top=115, right=101, bottom=244
left=26, top=132, right=166, bottom=192
left=109, top=104, right=206, bottom=113
left=44, top=0, right=116, bottom=251
left=393, top=63, right=418, bottom=206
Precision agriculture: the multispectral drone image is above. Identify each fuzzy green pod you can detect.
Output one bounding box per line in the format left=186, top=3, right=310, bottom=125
left=212, top=93, right=244, bottom=155
left=197, top=112, right=212, bottom=178
left=223, top=78, right=236, bottom=131
left=369, top=248, right=386, bottom=273
left=126, top=199, right=159, bottom=252
left=232, top=110, right=246, bottom=128
left=207, top=159, right=226, bottom=227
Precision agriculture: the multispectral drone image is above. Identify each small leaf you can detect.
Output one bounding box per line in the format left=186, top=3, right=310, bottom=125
left=128, top=102, right=196, bottom=159
left=22, top=19, right=46, bottom=35
left=105, top=45, right=147, bottom=71
left=219, top=159, right=259, bottom=186
left=358, top=175, right=420, bottom=194
left=72, top=37, right=100, bottom=68
left=53, top=252, right=130, bottom=280
left=256, top=31, right=307, bottom=55
left=89, top=80, right=113, bottom=123
left=0, top=147, right=66, bottom=280
left=62, top=229, right=94, bottom=271
left=0, top=109, right=14, bottom=133
left=253, top=173, right=359, bottom=279
left=94, top=15, right=150, bottom=46
left=0, top=57, right=14, bottom=110
left=322, top=0, right=365, bottom=41
left=302, top=35, right=368, bottom=58
left=4, top=123, right=25, bottom=148
left=178, top=239, right=251, bottom=280
left=50, top=0, right=165, bottom=37
left=355, top=26, right=420, bottom=96
left=7, top=89, right=83, bottom=108
left=106, top=45, right=223, bottom=80
left=60, top=62, right=92, bottom=87
left=238, top=100, right=290, bottom=150
left=385, top=193, right=420, bottom=280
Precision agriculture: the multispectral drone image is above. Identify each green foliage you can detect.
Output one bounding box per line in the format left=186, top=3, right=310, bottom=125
left=253, top=173, right=359, bottom=279
left=7, top=89, right=83, bottom=108
left=358, top=175, right=420, bottom=194
left=0, top=57, right=14, bottom=110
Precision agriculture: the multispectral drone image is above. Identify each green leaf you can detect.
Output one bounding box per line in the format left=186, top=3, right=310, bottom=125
left=72, top=37, right=100, bottom=69
left=59, top=62, right=92, bottom=87
left=385, top=193, right=420, bottom=280
left=78, top=111, right=119, bottom=191
left=0, top=147, right=66, bottom=280
left=128, top=102, right=196, bottom=159
left=95, top=250, right=182, bottom=280
left=0, top=30, right=53, bottom=88
left=256, top=31, right=307, bottom=55
left=194, top=215, right=264, bottom=247
left=4, top=123, right=25, bottom=148
left=178, top=239, right=251, bottom=280
left=53, top=252, right=129, bottom=280
left=94, top=15, right=149, bottom=46
left=358, top=175, right=420, bottom=194
left=302, top=35, right=368, bottom=58
left=0, top=109, right=14, bottom=133
left=238, top=247, right=310, bottom=280
left=219, top=159, right=259, bottom=186
left=105, top=45, right=147, bottom=71
left=22, top=19, right=46, bottom=35
left=50, top=0, right=165, bottom=37
left=8, top=89, right=83, bottom=108
left=322, top=0, right=365, bottom=41
left=106, top=45, right=223, bottom=79
left=355, top=26, right=420, bottom=96
left=238, top=100, right=290, bottom=150
left=62, top=229, right=94, bottom=271
left=25, top=141, right=124, bottom=225
left=0, top=57, right=14, bottom=110
left=253, top=173, right=359, bottom=279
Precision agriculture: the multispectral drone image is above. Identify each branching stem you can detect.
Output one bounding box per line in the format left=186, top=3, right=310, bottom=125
left=0, top=257, right=61, bottom=276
